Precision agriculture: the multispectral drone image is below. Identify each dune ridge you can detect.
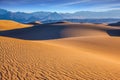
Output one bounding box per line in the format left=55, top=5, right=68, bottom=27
left=0, top=22, right=119, bottom=40
left=0, top=20, right=32, bottom=31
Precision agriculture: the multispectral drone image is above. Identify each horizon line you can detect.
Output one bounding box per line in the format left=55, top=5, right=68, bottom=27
left=1, top=8, right=120, bottom=14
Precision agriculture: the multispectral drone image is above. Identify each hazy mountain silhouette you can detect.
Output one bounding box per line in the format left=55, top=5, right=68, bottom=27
left=0, top=8, right=120, bottom=23
left=42, top=12, right=63, bottom=21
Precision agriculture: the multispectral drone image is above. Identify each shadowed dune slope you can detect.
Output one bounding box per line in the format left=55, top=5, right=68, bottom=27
left=0, top=23, right=119, bottom=40
left=107, top=29, right=120, bottom=36
left=108, top=22, right=120, bottom=26
left=0, top=20, right=32, bottom=31
left=48, top=21, right=72, bottom=24
left=27, top=21, right=42, bottom=25
left=0, top=36, right=120, bottom=80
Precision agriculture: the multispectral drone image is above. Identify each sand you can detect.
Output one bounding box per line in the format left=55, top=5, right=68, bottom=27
left=0, top=22, right=119, bottom=40
left=0, top=20, right=32, bottom=31
left=0, top=21, right=120, bottom=80
left=27, top=21, right=42, bottom=25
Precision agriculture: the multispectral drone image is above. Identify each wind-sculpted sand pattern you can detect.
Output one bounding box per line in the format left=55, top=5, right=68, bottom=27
left=0, top=37, right=120, bottom=80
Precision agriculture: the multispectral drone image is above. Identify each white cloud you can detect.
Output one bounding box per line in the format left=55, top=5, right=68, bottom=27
left=97, top=3, right=120, bottom=10
left=59, top=0, right=91, bottom=6
left=86, top=3, right=120, bottom=11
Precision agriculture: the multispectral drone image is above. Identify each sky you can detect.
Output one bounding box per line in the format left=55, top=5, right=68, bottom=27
left=0, top=0, right=120, bottom=13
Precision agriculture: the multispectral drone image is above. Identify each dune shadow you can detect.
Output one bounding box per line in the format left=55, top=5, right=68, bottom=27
left=1, top=23, right=120, bottom=40
left=108, top=22, right=120, bottom=27
left=0, top=24, right=67, bottom=40
left=107, top=29, right=120, bottom=36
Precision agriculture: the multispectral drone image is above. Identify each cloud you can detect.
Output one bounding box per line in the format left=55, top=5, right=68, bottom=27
left=97, top=3, right=120, bottom=9
left=0, top=0, right=120, bottom=12
left=58, top=0, right=91, bottom=6
left=87, top=3, right=120, bottom=11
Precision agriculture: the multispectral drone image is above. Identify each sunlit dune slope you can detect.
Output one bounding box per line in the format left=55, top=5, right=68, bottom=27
left=0, top=22, right=118, bottom=40
left=58, top=23, right=114, bottom=37
left=45, top=36, right=120, bottom=61
left=0, top=36, right=120, bottom=80
left=0, top=20, right=32, bottom=30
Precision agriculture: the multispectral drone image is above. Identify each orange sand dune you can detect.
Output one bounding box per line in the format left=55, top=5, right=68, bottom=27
left=53, top=23, right=120, bottom=38
left=45, top=36, right=120, bottom=61
left=0, top=36, right=120, bottom=80
left=0, top=22, right=119, bottom=40
left=59, top=23, right=111, bottom=37
left=50, top=21, right=73, bottom=24
left=0, top=21, right=120, bottom=80
left=27, top=21, right=42, bottom=25
left=0, top=20, right=32, bottom=31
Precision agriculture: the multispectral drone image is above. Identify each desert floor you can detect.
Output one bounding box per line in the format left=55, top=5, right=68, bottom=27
left=0, top=20, right=120, bottom=80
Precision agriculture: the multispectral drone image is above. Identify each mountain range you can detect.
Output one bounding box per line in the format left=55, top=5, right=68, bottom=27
left=0, top=8, right=120, bottom=23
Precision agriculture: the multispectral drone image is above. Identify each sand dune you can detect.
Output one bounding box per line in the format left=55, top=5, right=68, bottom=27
left=0, top=36, right=120, bottom=80
left=0, top=22, right=119, bottom=40
left=45, top=36, right=120, bottom=61
left=0, top=20, right=32, bottom=31
left=0, top=21, right=120, bottom=79
left=107, top=29, right=120, bottom=36
left=27, top=21, right=42, bottom=25
left=108, top=22, right=120, bottom=26
left=49, top=21, right=73, bottom=24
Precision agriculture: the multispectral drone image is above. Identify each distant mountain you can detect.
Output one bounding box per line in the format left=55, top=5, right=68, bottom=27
left=31, top=12, right=52, bottom=19
left=61, top=10, right=120, bottom=19
left=42, top=12, right=63, bottom=21
left=72, top=10, right=120, bottom=18
left=0, top=9, right=10, bottom=15
left=0, top=9, right=11, bottom=20
left=11, top=12, right=31, bottom=22
left=0, top=8, right=120, bottom=23
left=0, top=9, right=52, bottom=22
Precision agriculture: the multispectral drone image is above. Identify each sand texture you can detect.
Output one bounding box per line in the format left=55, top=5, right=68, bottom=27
left=0, top=20, right=120, bottom=80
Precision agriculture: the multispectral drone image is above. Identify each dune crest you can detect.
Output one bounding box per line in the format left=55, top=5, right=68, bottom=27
left=0, top=22, right=119, bottom=40
left=0, top=20, right=32, bottom=31
left=27, top=21, right=42, bottom=25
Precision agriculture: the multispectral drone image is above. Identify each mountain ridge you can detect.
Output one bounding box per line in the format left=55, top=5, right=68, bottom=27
left=0, top=8, right=120, bottom=23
